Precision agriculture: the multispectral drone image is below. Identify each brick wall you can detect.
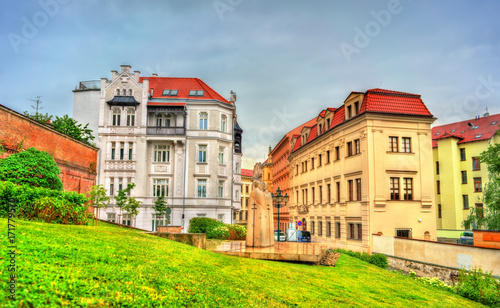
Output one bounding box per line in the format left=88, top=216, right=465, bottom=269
left=0, top=104, right=98, bottom=194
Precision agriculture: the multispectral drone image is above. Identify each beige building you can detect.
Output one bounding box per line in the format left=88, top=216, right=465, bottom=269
left=289, top=89, right=437, bottom=252
left=236, top=169, right=253, bottom=225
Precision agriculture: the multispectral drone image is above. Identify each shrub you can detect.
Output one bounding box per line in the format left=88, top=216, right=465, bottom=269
left=208, top=224, right=230, bottom=240
left=30, top=196, right=90, bottom=225
left=455, top=267, right=500, bottom=307
left=228, top=224, right=246, bottom=240
left=188, top=217, right=224, bottom=235
left=369, top=253, right=389, bottom=269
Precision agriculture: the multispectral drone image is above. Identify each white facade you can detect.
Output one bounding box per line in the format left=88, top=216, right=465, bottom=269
left=75, top=65, right=241, bottom=231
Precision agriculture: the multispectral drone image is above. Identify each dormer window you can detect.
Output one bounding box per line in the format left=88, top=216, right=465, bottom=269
left=451, top=129, right=456, bottom=133
left=327, top=118, right=331, bottom=129
left=318, top=124, right=322, bottom=135
left=354, top=101, right=359, bottom=115
left=189, top=90, right=204, bottom=97
left=492, top=121, right=498, bottom=125
left=162, top=89, right=179, bottom=96
left=347, top=105, right=352, bottom=118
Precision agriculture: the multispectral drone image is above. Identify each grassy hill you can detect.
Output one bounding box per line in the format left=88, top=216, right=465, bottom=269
left=0, top=219, right=483, bottom=307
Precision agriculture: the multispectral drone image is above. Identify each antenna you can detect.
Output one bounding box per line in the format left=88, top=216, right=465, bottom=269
left=377, top=81, right=383, bottom=88
left=27, top=96, right=43, bottom=114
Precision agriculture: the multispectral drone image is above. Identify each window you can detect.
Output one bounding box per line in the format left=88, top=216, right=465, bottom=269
left=354, top=102, right=359, bottom=114
left=128, top=143, right=133, bottom=160
left=348, top=223, right=355, bottom=239
left=475, top=203, right=484, bottom=218
left=336, top=182, right=340, bottom=202
left=122, top=89, right=126, bottom=96
left=327, top=184, right=331, bottom=203
left=396, top=229, right=411, bottom=238
left=166, top=114, right=172, bottom=127
left=326, top=150, right=331, bottom=163
left=463, top=195, right=469, bottom=210
left=348, top=180, right=353, bottom=201
left=199, top=112, right=208, bottom=130
left=461, top=171, right=467, bottom=184
left=301, top=162, right=304, bottom=173
left=296, top=165, right=298, bottom=175
left=318, top=124, right=322, bottom=134
left=436, top=162, right=440, bottom=175
left=122, top=214, right=131, bottom=226
left=335, top=222, right=341, bottom=238
left=319, top=186, right=322, bottom=204
left=152, top=213, right=167, bottom=231
left=354, top=139, right=360, bottom=154
left=389, top=137, right=398, bottom=152
left=221, top=115, right=227, bottom=132
left=318, top=154, right=322, bottom=166
left=402, top=137, right=411, bottom=153
left=390, top=177, right=400, bottom=200
left=460, top=148, right=466, bottom=161
left=197, top=213, right=207, bottom=217
left=119, top=142, right=124, bottom=160
left=189, top=90, right=204, bottom=96
left=153, top=179, right=168, bottom=197
left=327, top=118, right=331, bottom=129
left=326, top=221, right=331, bottom=237
left=126, top=108, right=135, bottom=126
left=356, top=178, right=361, bottom=201
left=311, top=157, right=315, bottom=169
left=246, top=185, right=249, bottom=193
left=112, top=108, right=120, bottom=126
left=437, top=180, right=440, bottom=194
left=305, top=161, right=308, bottom=172
left=357, top=224, right=362, bottom=240
left=438, top=204, right=442, bottom=218
left=154, top=145, right=169, bottom=162
left=347, top=105, right=352, bottom=118
left=473, top=177, right=482, bottom=192
left=198, top=145, right=207, bottom=163
left=116, top=89, right=120, bottom=96
left=305, top=189, right=308, bottom=204
left=107, top=213, right=116, bottom=223
left=197, top=179, right=207, bottom=197
left=111, top=142, right=116, bottom=160
left=312, top=187, right=315, bottom=203
left=318, top=221, right=323, bottom=236
left=347, top=141, right=353, bottom=156
left=403, top=178, right=413, bottom=200
left=218, top=181, right=224, bottom=198
left=218, top=214, right=224, bottom=222
left=118, top=178, right=123, bottom=192
left=109, top=178, right=114, bottom=196
left=472, top=157, right=481, bottom=171
left=162, top=89, right=178, bottom=96
left=156, top=114, right=164, bottom=127
left=218, top=147, right=224, bottom=164
left=335, top=147, right=340, bottom=160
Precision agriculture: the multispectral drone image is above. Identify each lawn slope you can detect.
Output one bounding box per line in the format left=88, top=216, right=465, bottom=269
left=0, top=219, right=483, bottom=307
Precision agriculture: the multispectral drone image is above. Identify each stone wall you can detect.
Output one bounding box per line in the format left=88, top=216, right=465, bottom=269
left=157, top=226, right=182, bottom=233
left=0, top=104, right=98, bottom=195
left=388, top=256, right=458, bottom=283
left=151, top=232, right=206, bottom=250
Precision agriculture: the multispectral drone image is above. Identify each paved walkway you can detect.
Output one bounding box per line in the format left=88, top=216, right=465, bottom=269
left=208, top=240, right=332, bottom=263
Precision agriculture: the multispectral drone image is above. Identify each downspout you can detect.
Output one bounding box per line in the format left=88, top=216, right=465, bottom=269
left=182, top=106, right=187, bottom=233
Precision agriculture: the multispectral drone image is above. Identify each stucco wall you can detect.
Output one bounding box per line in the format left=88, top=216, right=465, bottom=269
left=0, top=104, right=98, bottom=194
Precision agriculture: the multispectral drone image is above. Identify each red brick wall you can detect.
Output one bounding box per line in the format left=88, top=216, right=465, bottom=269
left=0, top=104, right=98, bottom=194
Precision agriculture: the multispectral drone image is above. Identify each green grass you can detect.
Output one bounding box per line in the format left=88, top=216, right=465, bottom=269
left=0, top=219, right=484, bottom=307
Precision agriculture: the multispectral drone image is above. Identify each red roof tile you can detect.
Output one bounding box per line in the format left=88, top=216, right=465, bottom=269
left=241, top=169, right=253, bottom=177
left=139, top=76, right=230, bottom=104
left=319, top=110, right=326, bottom=117
left=307, top=125, right=317, bottom=143
left=292, top=136, right=302, bottom=152
left=432, top=113, right=500, bottom=147
left=330, top=105, right=345, bottom=129
left=360, top=88, right=432, bottom=116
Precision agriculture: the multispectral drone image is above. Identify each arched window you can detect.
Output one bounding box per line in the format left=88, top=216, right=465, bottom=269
left=126, top=108, right=135, bottom=126
left=156, top=114, right=165, bottom=127
left=128, top=89, right=133, bottom=96
left=166, top=114, right=172, bottom=127
left=116, top=89, right=121, bottom=96
left=112, top=108, right=121, bottom=126
left=122, top=89, right=127, bottom=96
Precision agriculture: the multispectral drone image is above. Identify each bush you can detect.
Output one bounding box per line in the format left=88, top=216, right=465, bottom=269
left=0, top=180, right=89, bottom=224
left=228, top=224, right=246, bottom=240
left=331, top=249, right=388, bottom=269
left=208, top=224, right=230, bottom=240
left=455, top=268, right=500, bottom=307
left=188, top=217, right=224, bottom=235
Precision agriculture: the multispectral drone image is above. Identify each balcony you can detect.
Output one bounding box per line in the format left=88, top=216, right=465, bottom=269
left=147, top=126, right=185, bottom=135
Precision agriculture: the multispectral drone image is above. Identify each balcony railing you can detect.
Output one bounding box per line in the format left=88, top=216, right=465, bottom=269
left=147, top=126, right=185, bottom=135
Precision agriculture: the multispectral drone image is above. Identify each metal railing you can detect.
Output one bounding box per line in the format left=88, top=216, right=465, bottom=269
left=146, top=127, right=185, bottom=135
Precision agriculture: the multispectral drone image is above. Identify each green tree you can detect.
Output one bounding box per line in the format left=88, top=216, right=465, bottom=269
left=88, top=184, right=110, bottom=225
left=0, top=147, right=63, bottom=190
left=23, top=111, right=53, bottom=125
left=464, top=127, right=500, bottom=230
left=115, top=183, right=135, bottom=225
left=52, top=115, right=95, bottom=145
left=153, top=195, right=168, bottom=231
left=125, top=196, right=142, bottom=228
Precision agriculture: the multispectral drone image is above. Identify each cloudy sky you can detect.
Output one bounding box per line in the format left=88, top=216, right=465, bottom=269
left=1, top=0, right=499, bottom=168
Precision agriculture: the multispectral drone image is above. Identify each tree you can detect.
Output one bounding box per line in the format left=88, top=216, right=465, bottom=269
left=0, top=147, right=63, bottom=190
left=115, top=183, right=135, bottom=225
left=125, top=196, right=142, bottom=228
left=463, top=127, right=500, bottom=230
left=52, top=115, right=95, bottom=145
left=23, top=111, right=53, bottom=125
left=153, top=195, right=168, bottom=231
left=88, top=184, right=110, bottom=225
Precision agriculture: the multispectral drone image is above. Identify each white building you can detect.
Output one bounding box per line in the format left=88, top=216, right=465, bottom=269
left=74, top=65, right=242, bottom=231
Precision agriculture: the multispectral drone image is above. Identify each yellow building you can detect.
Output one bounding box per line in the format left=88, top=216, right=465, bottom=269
left=289, top=89, right=437, bottom=253
left=433, top=113, right=500, bottom=239
left=261, top=146, right=273, bottom=193
left=235, top=169, right=253, bottom=225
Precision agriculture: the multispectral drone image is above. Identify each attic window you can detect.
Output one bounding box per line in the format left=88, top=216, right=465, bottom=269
left=461, top=131, right=465, bottom=134
left=475, top=134, right=482, bottom=139
left=450, top=129, right=456, bottom=133
left=492, top=121, right=498, bottom=125
left=435, top=132, right=440, bottom=136
left=162, top=89, right=178, bottom=96
left=189, top=90, right=204, bottom=97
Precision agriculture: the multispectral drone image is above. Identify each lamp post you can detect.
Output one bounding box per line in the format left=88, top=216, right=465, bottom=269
left=251, top=202, right=257, bottom=246
left=271, top=187, right=289, bottom=242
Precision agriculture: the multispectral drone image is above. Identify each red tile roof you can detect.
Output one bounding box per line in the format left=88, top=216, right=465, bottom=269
left=307, top=125, right=317, bottom=143
left=359, top=88, right=432, bottom=116
left=292, top=135, right=302, bottom=152
left=241, top=169, right=253, bottom=177
left=432, top=113, right=500, bottom=147
left=139, top=77, right=230, bottom=105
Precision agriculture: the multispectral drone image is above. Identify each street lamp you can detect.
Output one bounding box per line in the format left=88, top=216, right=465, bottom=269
left=271, top=187, right=289, bottom=242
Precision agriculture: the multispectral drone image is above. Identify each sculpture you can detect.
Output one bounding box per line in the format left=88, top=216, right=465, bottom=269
left=246, top=179, right=274, bottom=247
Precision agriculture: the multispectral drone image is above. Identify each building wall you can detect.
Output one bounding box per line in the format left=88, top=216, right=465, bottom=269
left=236, top=173, right=253, bottom=225
left=434, top=136, right=498, bottom=236
left=0, top=104, right=98, bottom=194
left=73, top=82, right=101, bottom=141
left=290, top=108, right=436, bottom=253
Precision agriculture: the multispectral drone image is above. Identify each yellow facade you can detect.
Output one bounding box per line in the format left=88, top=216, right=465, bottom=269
left=434, top=131, right=500, bottom=238
left=236, top=170, right=253, bottom=225
left=289, top=92, right=437, bottom=253
left=261, top=147, right=273, bottom=193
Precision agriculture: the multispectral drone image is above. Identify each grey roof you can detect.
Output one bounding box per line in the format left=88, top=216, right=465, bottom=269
left=106, top=96, right=140, bottom=106
left=234, top=121, right=243, bottom=132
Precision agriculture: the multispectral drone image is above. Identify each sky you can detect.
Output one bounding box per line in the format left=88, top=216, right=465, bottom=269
left=1, top=0, right=500, bottom=169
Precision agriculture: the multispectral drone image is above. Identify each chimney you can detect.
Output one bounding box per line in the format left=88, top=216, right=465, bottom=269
left=152, top=73, right=158, bottom=77
left=134, top=71, right=140, bottom=81
left=111, top=70, right=118, bottom=80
